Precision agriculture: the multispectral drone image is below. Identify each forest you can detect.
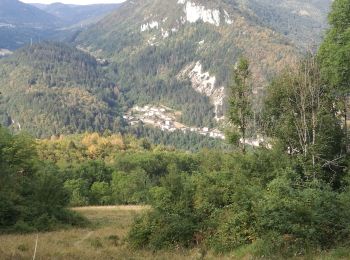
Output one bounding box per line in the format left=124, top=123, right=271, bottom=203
left=0, top=41, right=219, bottom=139
left=1, top=0, right=350, bottom=258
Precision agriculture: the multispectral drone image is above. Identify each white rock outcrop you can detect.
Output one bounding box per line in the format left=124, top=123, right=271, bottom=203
left=181, top=62, right=225, bottom=121
left=178, top=1, right=221, bottom=26
left=161, top=28, right=169, bottom=38
left=141, top=21, right=159, bottom=32
left=224, top=10, right=233, bottom=24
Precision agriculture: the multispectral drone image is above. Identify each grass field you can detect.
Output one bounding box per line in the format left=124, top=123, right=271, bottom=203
left=0, top=206, right=349, bottom=260
left=0, top=206, right=217, bottom=260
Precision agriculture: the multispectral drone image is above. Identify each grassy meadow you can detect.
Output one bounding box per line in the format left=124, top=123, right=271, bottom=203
left=0, top=206, right=217, bottom=260
left=0, top=206, right=349, bottom=260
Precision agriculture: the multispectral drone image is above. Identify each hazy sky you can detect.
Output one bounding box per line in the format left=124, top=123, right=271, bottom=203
left=21, top=0, right=126, bottom=5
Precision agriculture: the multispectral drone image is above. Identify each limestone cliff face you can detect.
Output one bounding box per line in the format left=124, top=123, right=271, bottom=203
left=180, top=62, right=225, bottom=121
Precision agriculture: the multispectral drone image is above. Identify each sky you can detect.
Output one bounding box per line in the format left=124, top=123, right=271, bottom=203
left=21, top=0, right=126, bottom=5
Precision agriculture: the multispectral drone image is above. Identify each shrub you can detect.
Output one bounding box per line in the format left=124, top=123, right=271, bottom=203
left=0, top=128, right=87, bottom=233
left=127, top=152, right=350, bottom=256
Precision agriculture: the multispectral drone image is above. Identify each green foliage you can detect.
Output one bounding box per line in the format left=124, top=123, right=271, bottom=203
left=64, top=179, right=89, bottom=206
left=129, top=125, right=230, bottom=152
left=263, top=56, right=346, bottom=186
left=36, top=133, right=207, bottom=206
left=0, top=42, right=124, bottom=138
left=127, top=146, right=350, bottom=256
left=111, top=170, right=151, bottom=204
left=318, top=0, right=350, bottom=153
left=318, top=0, right=350, bottom=93
left=228, top=57, right=253, bottom=152
left=256, top=172, right=350, bottom=251
left=128, top=172, right=197, bottom=249
left=0, top=127, right=86, bottom=233
left=90, top=182, right=112, bottom=205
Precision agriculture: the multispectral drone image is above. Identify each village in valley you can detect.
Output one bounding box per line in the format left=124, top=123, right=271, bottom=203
left=123, top=105, right=226, bottom=140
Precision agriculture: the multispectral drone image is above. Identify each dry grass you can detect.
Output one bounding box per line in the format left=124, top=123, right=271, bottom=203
left=0, top=206, right=236, bottom=260
left=73, top=205, right=150, bottom=211
left=1, top=206, right=342, bottom=259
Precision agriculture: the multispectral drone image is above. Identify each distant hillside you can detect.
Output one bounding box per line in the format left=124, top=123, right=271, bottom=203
left=0, top=0, right=62, bottom=49
left=32, top=2, right=121, bottom=26
left=0, top=0, right=60, bottom=26
left=0, top=42, right=124, bottom=137
left=244, top=0, right=331, bottom=48
left=0, top=0, right=121, bottom=50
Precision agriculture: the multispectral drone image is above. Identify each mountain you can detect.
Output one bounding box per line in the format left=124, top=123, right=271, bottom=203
left=0, top=0, right=62, bottom=50
left=75, top=0, right=331, bottom=125
left=0, top=0, right=60, bottom=26
left=0, top=43, right=224, bottom=148
left=32, top=2, right=121, bottom=27
left=0, top=0, right=121, bottom=50
left=72, top=0, right=304, bottom=126
left=0, top=0, right=333, bottom=139
left=0, top=42, right=124, bottom=137
left=241, top=0, right=331, bottom=48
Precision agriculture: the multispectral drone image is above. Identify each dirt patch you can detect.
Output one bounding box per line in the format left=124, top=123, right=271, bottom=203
left=72, top=205, right=150, bottom=211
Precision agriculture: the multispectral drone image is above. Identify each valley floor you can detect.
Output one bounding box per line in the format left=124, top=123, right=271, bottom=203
left=0, top=206, right=348, bottom=260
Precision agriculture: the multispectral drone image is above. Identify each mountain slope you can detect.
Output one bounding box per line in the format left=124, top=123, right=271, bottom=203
left=0, top=0, right=60, bottom=26
left=0, top=42, right=124, bottom=137
left=0, top=0, right=62, bottom=50
left=242, top=0, right=331, bottom=48
left=75, top=0, right=308, bottom=123
left=0, top=0, right=121, bottom=50
left=32, top=2, right=121, bottom=27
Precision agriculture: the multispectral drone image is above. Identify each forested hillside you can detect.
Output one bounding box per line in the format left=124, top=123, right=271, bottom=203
left=0, top=42, right=124, bottom=137
left=0, top=0, right=61, bottom=50
left=0, top=42, right=227, bottom=149
left=0, top=0, right=60, bottom=26
left=74, top=0, right=331, bottom=126
left=0, top=0, right=332, bottom=132
left=245, top=0, right=331, bottom=48
left=75, top=0, right=302, bottom=124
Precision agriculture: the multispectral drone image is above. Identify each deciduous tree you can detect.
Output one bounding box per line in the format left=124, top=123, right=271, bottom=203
left=228, top=57, right=253, bottom=153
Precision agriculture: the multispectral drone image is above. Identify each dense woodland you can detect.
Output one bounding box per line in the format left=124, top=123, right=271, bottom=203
left=0, top=128, right=86, bottom=232
left=1, top=0, right=350, bottom=258
left=0, top=42, right=125, bottom=137
left=0, top=41, right=220, bottom=138
left=128, top=125, right=230, bottom=151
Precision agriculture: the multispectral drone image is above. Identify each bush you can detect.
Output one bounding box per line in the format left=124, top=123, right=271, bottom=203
left=13, top=221, right=36, bottom=233
left=256, top=172, right=350, bottom=252
left=128, top=172, right=198, bottom=249
left=127, top=150, right=350, bottom=256
left=0, top=128, right=87, bottom=233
